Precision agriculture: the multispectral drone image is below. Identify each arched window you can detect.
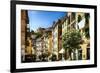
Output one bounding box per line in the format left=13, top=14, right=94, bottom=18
left=78, top=15, right=82, bottom=23
left=71, top=12, right=75, bottom=22
left=85, top=13, right=90, bottom=24
left=68, top=16, right=70, bottom=24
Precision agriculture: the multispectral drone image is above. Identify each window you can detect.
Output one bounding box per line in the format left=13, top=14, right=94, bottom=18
left=71, top=12, right=75, bottom=22
left=87, top=48, right=90, bottom=60
left=78, top=49, right=82, bottom=60
left=68, top=16, right=70, bottom=24
left=85, top=13, right=90, bottom=24
left=66, top=20, right=67, bottom=26
left=62, top=24, right=64, bottom=28
left=78, top=15, right=82, bottom=23
left=65, top=22, right=67, bottom=26
left=64, top=22, right=65, bottom=27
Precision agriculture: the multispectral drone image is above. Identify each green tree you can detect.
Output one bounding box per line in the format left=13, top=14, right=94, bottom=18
left=30, top=30, right=34, bottom=34
left=62, top=29, right=82, bottom=60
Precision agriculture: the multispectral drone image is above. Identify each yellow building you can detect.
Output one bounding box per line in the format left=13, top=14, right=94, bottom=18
left=21, top=10, right=29, bottom=62
left=76, top=13, right=90, bottom=60
left=61, top=12, right=90, bottom=60
left=62, top=17, right=68, bottom=35
left=61, top=12, right=77, bottom=60
left=52, top=20, right=62, bottom=60
left=46, top=29, right=52, bottom=60
left=26, top=37, right=33, bottom=55
left=61, top=15, right=69, bottom=60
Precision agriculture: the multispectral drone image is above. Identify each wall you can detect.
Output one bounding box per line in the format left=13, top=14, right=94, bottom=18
left=0, top=0, right=99, bottom=73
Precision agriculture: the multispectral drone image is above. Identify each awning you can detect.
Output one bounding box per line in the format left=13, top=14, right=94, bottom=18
left=59, top=48, right=65, bottom=54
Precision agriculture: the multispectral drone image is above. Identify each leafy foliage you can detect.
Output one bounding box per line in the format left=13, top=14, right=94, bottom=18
left=35, top=32, right=42, bottom=38
left=62, top=29, right=82, bottom=51
left=30, top=30, right=42, bottom=39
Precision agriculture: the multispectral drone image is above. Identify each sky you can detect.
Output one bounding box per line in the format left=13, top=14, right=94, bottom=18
left=28, top=10, right=66, bottom=31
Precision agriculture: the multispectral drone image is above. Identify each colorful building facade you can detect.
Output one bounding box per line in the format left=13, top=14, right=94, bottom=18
left=21, top=11, right=90, bottom=62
